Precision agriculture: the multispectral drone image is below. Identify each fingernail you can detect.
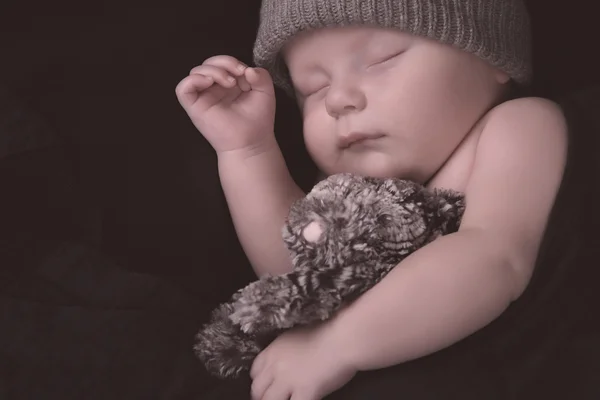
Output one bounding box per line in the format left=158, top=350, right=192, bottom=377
left=227, top=76, right=236, bottom=83
left=237, top=63, right=247, bottom=72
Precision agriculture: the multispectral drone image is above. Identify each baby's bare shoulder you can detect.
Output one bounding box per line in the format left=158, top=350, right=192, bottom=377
left=461, top=97, right=568, bottom=292
left=475, top=96, right=568, bottom=174
left=486, top=96, right=566, bottom=135
left=468, top=96, right=568, bottom=213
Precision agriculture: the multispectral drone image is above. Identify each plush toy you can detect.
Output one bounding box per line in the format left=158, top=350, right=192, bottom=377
left=194, top=173, right=466, bottom=378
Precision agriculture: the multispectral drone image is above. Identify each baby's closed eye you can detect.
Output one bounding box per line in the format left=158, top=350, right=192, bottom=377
left=298, top=84, right=329, bottom=98
left=366, top=51, right=404, bottom=70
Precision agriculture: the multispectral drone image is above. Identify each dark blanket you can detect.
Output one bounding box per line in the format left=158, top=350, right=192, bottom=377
left=1, top=78, right=599, bottom=400
left=0, top=242, right=211, bottom=400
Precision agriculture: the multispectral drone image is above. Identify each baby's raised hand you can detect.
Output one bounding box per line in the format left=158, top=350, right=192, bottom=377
left=175, top=55, right=276, bottom=154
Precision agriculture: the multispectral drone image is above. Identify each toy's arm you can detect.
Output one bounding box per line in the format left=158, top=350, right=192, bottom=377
left=319, top=98, right=568, bottom=371
left=194, top=303, right=263, bottom=378
left=229, top=260, right=391, bottom=334
left=196, top=259, right=391, bottom=378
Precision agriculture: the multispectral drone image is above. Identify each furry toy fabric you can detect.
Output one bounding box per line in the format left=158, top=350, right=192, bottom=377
left=194, top=173, right=466, bottom=378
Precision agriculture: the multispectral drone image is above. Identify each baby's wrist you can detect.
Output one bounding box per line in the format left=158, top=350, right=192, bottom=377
left=320, top=309, right=361, bottom=373
left=216, top=134, right=279, bottom=162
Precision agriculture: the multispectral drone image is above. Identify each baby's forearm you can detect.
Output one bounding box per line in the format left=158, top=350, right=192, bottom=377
left=327, top=229, right=522, bottom=371
left=217, top=138, right=306, bottom=277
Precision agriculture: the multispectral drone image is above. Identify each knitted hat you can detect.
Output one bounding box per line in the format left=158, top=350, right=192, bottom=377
left=253, top=0, right=532, bottom=95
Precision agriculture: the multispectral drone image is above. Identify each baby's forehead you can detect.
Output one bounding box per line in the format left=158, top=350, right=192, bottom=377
left=283, top=26, right=411, bottom=60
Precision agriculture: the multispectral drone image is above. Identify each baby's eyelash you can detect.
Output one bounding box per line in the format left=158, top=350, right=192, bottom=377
left=370, top=51, right=403, bottom=67
left=304, top=85, right=329, bottom=97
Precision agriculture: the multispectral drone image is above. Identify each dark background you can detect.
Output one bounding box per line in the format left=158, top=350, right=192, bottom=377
left=0, top=0, right=598, bottom=289
left=2, top=0, right=598, bottom=283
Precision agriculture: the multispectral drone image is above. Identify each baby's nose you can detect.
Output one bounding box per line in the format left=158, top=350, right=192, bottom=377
left=302, top=221, right=323, bottom=242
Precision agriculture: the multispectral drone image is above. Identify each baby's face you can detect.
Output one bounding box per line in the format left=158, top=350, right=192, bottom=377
left=282, top=26, right=509, bottom=183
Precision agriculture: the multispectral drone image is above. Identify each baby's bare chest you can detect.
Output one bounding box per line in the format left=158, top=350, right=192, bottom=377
left=426, top=121, right=485, bottom=193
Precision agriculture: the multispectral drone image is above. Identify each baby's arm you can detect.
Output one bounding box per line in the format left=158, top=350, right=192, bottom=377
left=176, top=56, right=305, bottom=277
left=323, top=98, right=568, bottom=371
left=218, top=144, right=305, bottom=277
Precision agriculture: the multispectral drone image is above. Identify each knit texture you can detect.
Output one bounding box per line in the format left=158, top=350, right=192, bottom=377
left=253, top=0, right=532, bottom=95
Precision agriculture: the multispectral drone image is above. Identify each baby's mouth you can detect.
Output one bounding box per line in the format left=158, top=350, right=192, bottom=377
left=338, top=132, right=386, bottom=149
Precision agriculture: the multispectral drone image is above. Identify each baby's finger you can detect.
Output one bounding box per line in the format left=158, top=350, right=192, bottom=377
left=244, top=67, right=275, bottom=97
left=261, top=381, right=292, bottom=400
left=250, top=371, right=274, bottom=400
left=190, top=64, right=237, bottom=89
left=250, top=351, right=267, bottom=379
left=202, top=54, right=248, bottom=78
left=175, top=74, right=215, bottom=106
left=237, top=72, right=252, bottom=92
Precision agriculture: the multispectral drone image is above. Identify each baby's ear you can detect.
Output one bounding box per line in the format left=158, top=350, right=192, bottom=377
left=494, top=69, right=511, bottom=85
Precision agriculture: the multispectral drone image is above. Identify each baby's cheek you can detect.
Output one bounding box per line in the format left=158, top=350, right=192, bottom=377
left=303, top=115, right=334, bottom=152
left=304, top=138, right=337, bottom=175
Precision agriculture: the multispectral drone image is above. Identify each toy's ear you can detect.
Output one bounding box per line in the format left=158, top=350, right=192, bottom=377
left=429, top=188, right=466, bottom=230
left=382, top=178, right=422, bottom=203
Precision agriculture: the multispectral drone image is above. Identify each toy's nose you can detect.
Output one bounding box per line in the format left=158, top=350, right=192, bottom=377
left=302, top=221, right=323, bottom=242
